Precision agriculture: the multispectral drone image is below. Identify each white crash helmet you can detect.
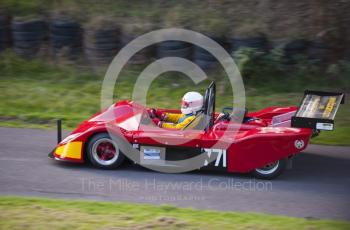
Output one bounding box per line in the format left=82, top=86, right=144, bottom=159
left=181, top=92, right=204, bottom=115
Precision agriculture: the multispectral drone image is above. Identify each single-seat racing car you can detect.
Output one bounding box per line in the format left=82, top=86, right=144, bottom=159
left=49, top=82, right=344, bottom=179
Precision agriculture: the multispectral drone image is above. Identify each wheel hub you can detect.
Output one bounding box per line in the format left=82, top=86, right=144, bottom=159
left=96, top=142, right=116, bottom=161
left=91, top=138, right=119, bottom=166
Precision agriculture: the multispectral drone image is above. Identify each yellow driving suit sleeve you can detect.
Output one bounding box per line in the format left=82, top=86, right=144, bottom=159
left=162, top=114, right=195, bottom=129
left=163, top=113, right=182, bottom=123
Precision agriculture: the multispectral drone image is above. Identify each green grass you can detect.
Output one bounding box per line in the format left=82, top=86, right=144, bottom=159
left=0, top=52, right=349, bottom=145
left=0, top=196, right=349, bottom=230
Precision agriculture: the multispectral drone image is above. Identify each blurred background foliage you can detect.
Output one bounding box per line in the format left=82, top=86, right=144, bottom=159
left=1, top=1, right=349, bottom=43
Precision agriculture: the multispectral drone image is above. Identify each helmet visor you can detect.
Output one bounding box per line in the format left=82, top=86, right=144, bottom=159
left=181, top=100, right=190, bottom=109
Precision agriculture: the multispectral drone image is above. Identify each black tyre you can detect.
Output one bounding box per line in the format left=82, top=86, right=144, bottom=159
left=284, top=39, right=309, bottom=51
left=12, top=31, right=45, bottom=41
left=120, top=35, right=136, bottom=46
left=194, top=59, right=219, bottom=70
left=252, top=158, right=287, bottom=180
left=158, top=41, right=190, bottom=50
left=121, top=35, right=154, bottom=62
left=51, top=19, right=79, bottom=28
left=283, top=39, right=309, bottom=62
left=86, top=133, right=125, bottom=169
left=50, top=19, right=82, bottom=44
left=0, top=16, right=9, bottom=26
left=0, top=28, right=10, bottom=43
left=12, top=19, right=46, bottom=32
left=157, top=46, right=192, bottom=58
left=49, top=19, right=82, bottom=57
left=13, top=40, right=41, bottom=48
left=85, top=42, right=120, bottom=50
left=193, top=47, right=217, bottom=61
left=51, top=27, right=81, bottom=37
left=0, top=16, right=11, bottom=44
left=52, top=35, right=80, bottom=46
left=308, top=40, right=330, bottom=62
left=231, top=36, right=268, bottom=52
left=0, top=43, right=8, bottom=52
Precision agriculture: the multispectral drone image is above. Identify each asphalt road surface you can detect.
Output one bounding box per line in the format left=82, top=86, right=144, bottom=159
left=0, top=127, right=349, bottom=220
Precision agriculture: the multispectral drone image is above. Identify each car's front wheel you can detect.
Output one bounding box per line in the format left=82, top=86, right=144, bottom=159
left=252, top=159, right=287, bottom=179
left=86, top=133, right=125, bottom=169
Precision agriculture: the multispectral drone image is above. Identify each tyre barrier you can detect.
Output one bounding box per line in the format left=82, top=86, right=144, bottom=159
left=11, top=18, right=46, bottom=58
left=50, top=18, right=82, bottom=58
left=283, top=39, right=309, bottom=63
left=345, top=48, right=350, bottom=61
left=84, top=26, right=121, bottom=69
left=0, top=15, right=11, bottom=52
left=156, top=40, right=192, bottom=59
left=230, top=36, right=268, bottom=53
left=308, top=39, right=331, bottom=62
left=193, top=36, right=225, bottom=71
left=121, top=34, right=154, bottom=64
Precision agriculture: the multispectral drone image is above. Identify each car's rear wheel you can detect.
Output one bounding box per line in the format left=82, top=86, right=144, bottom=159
left=252, top=159, right=287, bottom=179
left=86, top=133, right=125, bottom=169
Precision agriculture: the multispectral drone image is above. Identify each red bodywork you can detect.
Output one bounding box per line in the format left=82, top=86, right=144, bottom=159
left=53, top=100, right=312, bottom=173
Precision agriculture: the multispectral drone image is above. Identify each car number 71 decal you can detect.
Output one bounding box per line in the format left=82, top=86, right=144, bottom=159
left=203, top=148, right=227, bottom=167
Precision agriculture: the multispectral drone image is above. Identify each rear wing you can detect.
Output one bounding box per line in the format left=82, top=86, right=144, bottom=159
left=291, top=90, right=345, bottom=131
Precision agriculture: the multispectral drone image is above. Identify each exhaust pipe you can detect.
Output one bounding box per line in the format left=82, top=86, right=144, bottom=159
left=57, top=119, right=62, bottom=144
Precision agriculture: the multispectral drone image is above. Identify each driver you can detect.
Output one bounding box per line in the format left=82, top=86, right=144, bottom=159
left=151, top=92, right=203, bottom=129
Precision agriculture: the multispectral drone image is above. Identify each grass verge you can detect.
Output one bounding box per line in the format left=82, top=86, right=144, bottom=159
left=0, top=52, right=349, bottom=145
left=0, top=196, right=349, bottom=230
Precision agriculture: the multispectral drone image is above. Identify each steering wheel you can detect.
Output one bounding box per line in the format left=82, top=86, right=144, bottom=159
left=221, top=106, right=248, bottom=122
left=149, top=108, right=157, bottom=119
left=217, top=112, right=230, bottom=121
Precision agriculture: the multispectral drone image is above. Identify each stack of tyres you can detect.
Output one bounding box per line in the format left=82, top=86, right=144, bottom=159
left=230, top=36, right=268, bottom=53
left=50, top=18, right=82, bottom=58
left=157, top=41, right=192, bottom=62
left=121, top=34, right=153, bottom=64
left=345, top=48, right=350, bottom=61
left=84, top=26, right=120, bottom=69
left=308, top=38, right=331, bottom=63
left=283, top=39, right=309, bottom=64
left=11, top=18, right=46, bottom=58
left=0, top=15, right=11, bottom=52
left=193, top=36, right=225, bottom=71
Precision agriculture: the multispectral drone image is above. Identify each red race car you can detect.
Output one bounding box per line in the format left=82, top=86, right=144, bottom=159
left=49, top=82, right=344, bottom=179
